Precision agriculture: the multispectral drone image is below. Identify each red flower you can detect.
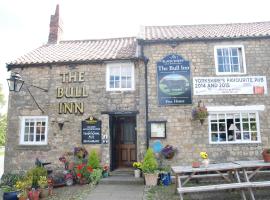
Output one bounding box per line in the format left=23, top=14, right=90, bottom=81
left=77, top=173, right=82, bottom=178
left=87, top=166, right=93, bottom=173
left=77, top=164, right=83, bottom=170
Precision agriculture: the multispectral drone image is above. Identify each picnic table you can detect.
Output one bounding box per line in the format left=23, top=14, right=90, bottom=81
left=172, top=160, right=270, bottom=200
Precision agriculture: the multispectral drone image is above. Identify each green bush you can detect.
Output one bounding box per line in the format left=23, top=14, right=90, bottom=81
left=89, top=169, right=102, bottom=184
left=87, top=150, right=100, bottom=169
left=141, top=148, right=158, bottom=174
left=26, top=166, right=47, bottom=188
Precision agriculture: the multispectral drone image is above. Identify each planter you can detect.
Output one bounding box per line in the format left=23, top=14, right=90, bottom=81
left=79, top=178, right=89, bottom=185
left=159, top=173, right=171, bottom=186
left=3, top=191, right=19, bottom=200
left=102, top=172, right=109, bottom=178
left=201, top=159, right=210, bottom=167
left=39, top=188, right=49, bottom=198
left=134, top=169, right=141, bottom=178
left=144, top=173, right=159, bottom=186
left=192, top=161, right=200, bottom=168
left=262, top=149, right=270, bottom=162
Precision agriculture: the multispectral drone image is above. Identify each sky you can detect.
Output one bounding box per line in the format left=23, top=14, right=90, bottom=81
left=0, top=0, right=269, bottom=114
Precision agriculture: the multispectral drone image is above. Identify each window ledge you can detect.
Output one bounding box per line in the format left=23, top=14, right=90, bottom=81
left=16, top=145, right=51, bottom=151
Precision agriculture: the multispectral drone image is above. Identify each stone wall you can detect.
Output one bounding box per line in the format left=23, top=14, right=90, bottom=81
left=143, top=38, right=270, bottom=166
left=4, top=60, right=146, bottom=172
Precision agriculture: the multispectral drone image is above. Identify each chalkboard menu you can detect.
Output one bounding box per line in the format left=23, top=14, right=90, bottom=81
left=81, top=117, right=101, bottom=144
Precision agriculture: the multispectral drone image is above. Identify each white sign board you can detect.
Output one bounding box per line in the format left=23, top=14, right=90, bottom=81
left=193, top=76, right=267, bottom=95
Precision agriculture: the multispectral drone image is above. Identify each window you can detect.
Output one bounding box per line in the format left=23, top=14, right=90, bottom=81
left=214, top=45, right=246, bottom=75
left=209, top=112, right=260, bottom=144
left=106, top=62, right=135, bottom=91
left=20, top=116, right=48, bottom=145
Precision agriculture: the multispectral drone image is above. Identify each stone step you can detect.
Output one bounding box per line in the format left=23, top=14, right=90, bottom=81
left=110, top=169, right=135, bottom=176
left=99, top=175, right=144, bottom=185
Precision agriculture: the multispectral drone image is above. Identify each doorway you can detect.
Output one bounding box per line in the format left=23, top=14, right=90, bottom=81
left=110, top=115, right=137, bottom=170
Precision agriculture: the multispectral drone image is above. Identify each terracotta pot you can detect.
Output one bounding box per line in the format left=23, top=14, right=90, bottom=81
left=144, top=173, right=159, bottom=186
left=262, top=149, right=270, bottom=162
left=39, top=188, right=49, bottom=198
left=192, top=161, right=200, bottom=168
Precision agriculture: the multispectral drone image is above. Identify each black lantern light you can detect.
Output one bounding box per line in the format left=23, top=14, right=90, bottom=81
left=7, top=72, right=24, bottom=92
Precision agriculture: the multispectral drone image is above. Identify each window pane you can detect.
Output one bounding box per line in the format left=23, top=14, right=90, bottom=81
left=211, top=133, right=218, bottom=142
left=115, top=81, right=120, bottom=88
left=110, top=80, right=115, bottom=88
left=243, top=132, right=250, bottom=140
left=250, top=123, right=257, bottom=131
left=243, top=123, right=249, bottom=131
left=242, top=113, right=248, bottom=122
left=41, top=135, right=45, bottom=141
left=251, top=132, right=257, bottom=141
left=211, top=123, right=218, bottom=131
left=24, top=135, right=29, bottom=142
left=36, top=135, right=40, bottom=142
left=219, top=123, right=226, bottom=131
left=217, top=49, right=222, bottom=56
left=231, top=48, right=238, bottom=56
left=219, top=133, right=227, bottom=141
left=236, top=132, right=242, bottom=140
left=126, top=79, right=131, bottom=88
left=30, top=134, right=34, bottom=141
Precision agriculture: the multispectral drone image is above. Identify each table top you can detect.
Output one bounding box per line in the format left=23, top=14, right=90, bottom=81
left=172, top=162, right=242, bottom=173
left=233, top=160, right=270, bottom=167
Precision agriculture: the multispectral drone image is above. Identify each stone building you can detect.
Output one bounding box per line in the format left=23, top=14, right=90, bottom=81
left=4, top=6, right=270, bottom=172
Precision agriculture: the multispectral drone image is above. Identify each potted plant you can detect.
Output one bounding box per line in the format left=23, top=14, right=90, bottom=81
left=75, top=163, right=93, bottom=184
left=15, top=176, right=32, bottom=200
left=200, top=151, right=209, bottom=167
left=161, top=145, right=176, bottom=159
left=262, top=149, right=270, bottom=162
left=1, top=172, right=25, bottom=200
left=141, top=148, right=159, bottom=186
left=132, top=162, right=142, bottom=178
left=102, top=164, right=109, bottom=178
left=158, top=166, right=171, bottom=186
left=192, top=100, right=209, bottom=124
left=38, top=176, right=49, bottom=198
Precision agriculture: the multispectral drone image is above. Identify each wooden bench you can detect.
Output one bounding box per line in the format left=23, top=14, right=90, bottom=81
left=177, top=182, right=252, bottom=194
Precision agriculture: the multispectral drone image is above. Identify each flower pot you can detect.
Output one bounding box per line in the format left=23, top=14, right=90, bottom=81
left=262, top=149, right=270, bottom=162
left=102, top=172, right=109, bottom=178
left=19, top=196, right=27, bottom=200
left=134, top=169, right=141, bottom=178
left=201, top=159, right=210, bottom=167
left=3, top=191, right=19, bottom=200
left=160, top=173, right=171, bottom=186
left=79, top=178, right=89, bottom=185
left=192, top=161, right=200, bottom=168
left=39, top=188, right=49, bottom=198
left=144, top=173, right=159, bottom=186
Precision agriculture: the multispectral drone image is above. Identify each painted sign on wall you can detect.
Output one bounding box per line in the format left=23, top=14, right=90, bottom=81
left=81, top=117, right=101, bottom=144
left=193, top=76, right=267, bottom=95
left=157, top=54, right=191, bottom=105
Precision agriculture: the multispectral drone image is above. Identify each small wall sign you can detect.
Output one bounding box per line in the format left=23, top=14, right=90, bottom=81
left=149, top=121, right=166, bottom=139
left=81, top=117, right=101, bottom=144
left=157, top=54, right=192, bottom=105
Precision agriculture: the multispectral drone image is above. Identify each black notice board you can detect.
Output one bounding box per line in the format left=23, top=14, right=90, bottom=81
left=81, top=118, right=101, bottom=144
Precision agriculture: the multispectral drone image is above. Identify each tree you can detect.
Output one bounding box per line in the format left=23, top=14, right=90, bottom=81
left=0, top=114, right=6, bottom=146
left=0, top=83, right=6, bottom=145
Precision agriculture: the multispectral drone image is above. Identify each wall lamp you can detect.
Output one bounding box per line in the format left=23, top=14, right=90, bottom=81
left=7, top=72, right=48, bottom=113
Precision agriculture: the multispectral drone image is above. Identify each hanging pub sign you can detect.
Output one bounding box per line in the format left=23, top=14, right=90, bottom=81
left=81, top=116, right=101, bottom=144
left=157, top=54, right=192, bottom=105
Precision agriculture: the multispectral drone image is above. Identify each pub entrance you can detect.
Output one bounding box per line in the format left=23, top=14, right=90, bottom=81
left=110, top=115, right=137, bottom=170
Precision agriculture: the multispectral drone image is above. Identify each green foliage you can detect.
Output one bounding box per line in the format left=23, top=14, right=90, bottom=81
left=26, top=166, right=47, bottom=188
left=0, top=114, right=7, bottom=145
left=0, top=84, right=5, bottom=109
left=89, top=169, right=102, bottom=184
left=0, top=172, right=25, bottom=191
left=141, top=148, right=158, bottom=174
left=87, top=150, right=100, bottom=169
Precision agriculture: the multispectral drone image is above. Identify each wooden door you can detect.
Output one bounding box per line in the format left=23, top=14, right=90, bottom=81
left=113, top=116, right=136, bottom=168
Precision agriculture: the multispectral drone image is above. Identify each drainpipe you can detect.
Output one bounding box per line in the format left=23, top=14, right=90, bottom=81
left=140, top=42, right=149, bottom=149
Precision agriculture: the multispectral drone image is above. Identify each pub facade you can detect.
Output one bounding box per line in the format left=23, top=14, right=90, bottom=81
left=4, top=6, right=270, bottom=172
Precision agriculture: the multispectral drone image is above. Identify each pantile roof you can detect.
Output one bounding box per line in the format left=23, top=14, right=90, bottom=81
left=141, top=21, right=270, bottom=41
left=8, top=37, right=138, bottom=66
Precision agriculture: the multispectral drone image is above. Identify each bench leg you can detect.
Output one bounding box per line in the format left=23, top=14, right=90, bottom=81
left=235, top=170, right=247, bottom=200
left=243, top=169, right=256, bottom=200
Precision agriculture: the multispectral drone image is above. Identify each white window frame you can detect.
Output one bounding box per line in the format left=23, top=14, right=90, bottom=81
left=106, top=62, right=135, bottom=91
left=214, top=45, right=247, bottom=75
left=207, top=106, right=263, bottom=144
left=20, top=116, right=48, bottom=145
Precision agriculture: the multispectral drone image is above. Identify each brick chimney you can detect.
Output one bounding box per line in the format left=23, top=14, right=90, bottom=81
left=48, top=4, right=63, bottom=44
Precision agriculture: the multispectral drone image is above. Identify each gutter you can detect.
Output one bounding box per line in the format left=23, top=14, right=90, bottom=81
left=139, top=41, right=149, bottom=149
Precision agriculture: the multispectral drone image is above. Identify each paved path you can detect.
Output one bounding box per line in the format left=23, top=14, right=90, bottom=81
left=85, top=184, right=144, bottom=200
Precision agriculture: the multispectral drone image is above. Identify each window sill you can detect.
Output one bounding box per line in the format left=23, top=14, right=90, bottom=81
left=16, top=145, right=51, bottom=151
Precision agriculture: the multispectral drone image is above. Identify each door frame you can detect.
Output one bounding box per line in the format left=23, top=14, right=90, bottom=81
left=109, top=114, right=137, bottom=171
